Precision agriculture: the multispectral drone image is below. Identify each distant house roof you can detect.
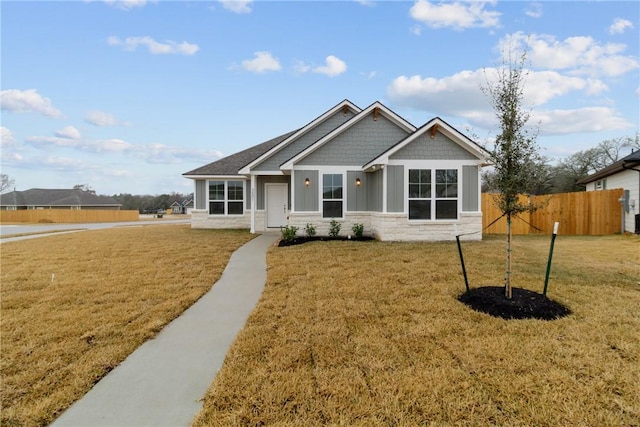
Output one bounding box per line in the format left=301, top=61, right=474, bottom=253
left=577, top=150, right=640, bottom=185
left=0, top=188, right=121, bottom=208
left=182, top=130, right=299, bottom=177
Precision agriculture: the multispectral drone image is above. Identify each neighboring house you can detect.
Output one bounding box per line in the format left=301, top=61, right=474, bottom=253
left=183, top=100, right=489, bottom=241
left=0, top=188, right=121, bottom=210
left=170, top=199, right=194, bottom=214
left=578, top=150, right=640, bottom=234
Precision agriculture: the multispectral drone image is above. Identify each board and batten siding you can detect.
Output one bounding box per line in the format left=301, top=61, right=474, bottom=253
left=297, top=114, right=409, bottom=166
left=294, top=170, right=319, bottom=212
left=347, top=171, right=367, bottom=212
left=386, top=165, right=404, bottom=213
left=195, top=180, right=206, bottom=210
left=462, top=165, right=479, bottom=211
left=367, top=169, right=383, bottom=212
left=256, top=176, right=289, bottom=210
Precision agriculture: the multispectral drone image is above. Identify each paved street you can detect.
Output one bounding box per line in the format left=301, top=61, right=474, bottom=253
left=0, top=217, right=191, bottom=242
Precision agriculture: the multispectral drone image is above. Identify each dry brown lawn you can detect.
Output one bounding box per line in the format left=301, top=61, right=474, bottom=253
left=0, top=225, right=254, bottom=427
left=194, top=234, right=640, bottom=426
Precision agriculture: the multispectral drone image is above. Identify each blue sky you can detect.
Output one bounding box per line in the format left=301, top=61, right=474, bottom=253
left=1, top=0, right=638, bottom=195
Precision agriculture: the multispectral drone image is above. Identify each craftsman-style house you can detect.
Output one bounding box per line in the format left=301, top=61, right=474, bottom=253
left=183, top=100, right=488, bottom=241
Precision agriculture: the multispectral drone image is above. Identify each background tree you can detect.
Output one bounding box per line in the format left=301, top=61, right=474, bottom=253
left=482, top=48, right=541, bottom=299
left=1, top=174, right=15, bottom=194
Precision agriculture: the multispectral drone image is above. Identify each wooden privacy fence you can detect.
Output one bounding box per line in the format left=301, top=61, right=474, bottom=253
left=0, top=209, right=139, bottom=224
left=482, top=189, right=623, bottom=235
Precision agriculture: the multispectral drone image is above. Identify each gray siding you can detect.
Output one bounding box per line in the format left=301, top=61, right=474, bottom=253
left=347, top=171, right=367, bottom=212
left=246, top=179, right=252, bottom=210
left=257, top=176, right=290, bottom=210
left=462, top=165, right=479, bottom=211
left=195, top=180, right=206, bottom=209
left=367, top=169, right=383, bottom=212
left=254, top=111, right=356, bottom=171
left=386, top=165, right=404, bottom=213
left=298, top=114, right=409, bottom=166
left=294, top=170, right=319, bottom=211
left=390, top=132, right=477, bottom=160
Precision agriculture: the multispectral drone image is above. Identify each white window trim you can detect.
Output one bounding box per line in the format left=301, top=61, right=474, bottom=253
left=207, top=179, right=245, bottom=216
left=320, top=170, right=345, bottom=220
left=406, top=166, right=460, bottom=222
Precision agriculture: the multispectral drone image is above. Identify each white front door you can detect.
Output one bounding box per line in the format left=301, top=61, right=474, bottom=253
left=266, top=184, right=288, bottom=228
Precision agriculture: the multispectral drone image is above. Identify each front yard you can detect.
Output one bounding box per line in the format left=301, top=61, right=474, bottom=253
left=193, top=234, right=640, bottom=426
left=0, top=226, right=254, bottom=426
left=1, top=229, right=638, bottom=426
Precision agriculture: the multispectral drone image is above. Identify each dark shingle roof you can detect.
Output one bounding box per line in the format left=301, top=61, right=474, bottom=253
left=182, top=130, right=300, bottom=176
left=577, top=149, right=640, bottom=184
left=0, top=188, right=121, bottom=207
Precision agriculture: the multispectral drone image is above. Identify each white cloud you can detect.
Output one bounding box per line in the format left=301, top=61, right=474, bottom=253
left=101, top=0, right=150, bottom=10
left=0, top=89, right=62, bottom=118
left=1, top=127, right=17, bottom=147
left=313, top=55, right=347, bottom=77
left=293, top=60, right=312, bottom=75
left=241, top=51, right=281, bottom=73
left=55, top=126, right=82, bottom=139
left=609, top=18, right=633, bottom=35
left=85, top=110, right=121, bottom=127
left=219, top=0, right=252, bottom=14
left=355, top=0, right=376, bottom=7
left=524, top=2, right=543, bottom=18
left=107, top=36, right=199, bottom=55
left=410, top=25, right=422, bottom=36
left=410, top=0, right=501, bottom=30
left=361, top=71, right=377, bottom=80
left=502, top=32, right=639, bottom=78
left=140, top=144, right=223, bottom=164
left=26, top=135, right=134, bottom=153
left=386, top=67, right=629, bottom=135
left=533, top=107, right=631, bottom=134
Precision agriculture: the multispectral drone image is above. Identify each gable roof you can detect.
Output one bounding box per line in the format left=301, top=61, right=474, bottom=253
left=279, top=101, right=416, bottom=170
left=0, top=188, right=121, bottom=207
left=577, top=149, right=640, bottom=184
left=363, top=116, right=489, bottom=170
left=182, top=129, right=298, bottom=177
left=238, top=99, right=361, bottom=174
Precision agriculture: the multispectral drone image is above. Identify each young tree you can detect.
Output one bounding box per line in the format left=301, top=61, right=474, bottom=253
left=482, top=49, right=541, bottom=299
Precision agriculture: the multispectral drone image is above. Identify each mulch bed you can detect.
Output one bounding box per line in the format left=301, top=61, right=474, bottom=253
left=278, top=236, right=375, bottom=247
left=458, top=286, right=571, bottom=320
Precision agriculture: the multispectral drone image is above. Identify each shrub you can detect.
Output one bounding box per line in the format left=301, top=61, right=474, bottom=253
left=304, top=223, right=316, bottom=237
left=280, top=225, right=298, bottom=242
left=328, top=219, right=341, bottom=237
left=352, top=223, right=364, bottom=239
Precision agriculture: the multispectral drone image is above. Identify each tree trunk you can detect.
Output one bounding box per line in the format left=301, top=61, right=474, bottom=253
left=505, top=212, right=512, bottom=299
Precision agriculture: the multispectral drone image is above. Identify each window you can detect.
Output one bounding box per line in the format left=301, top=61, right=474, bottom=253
left=209, top=180, right=244, bottom=215
left=435, top=169, right=458, bottom=219
left=408, top=169, right=431, bottom=220
left=408, top=169, right=458, bottom=220
left=595, top=179, right=606, bottom=191
left=322, top=174, right=343, bottom=218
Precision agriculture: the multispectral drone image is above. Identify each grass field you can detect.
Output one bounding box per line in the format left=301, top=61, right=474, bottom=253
left=0, top=225, right=254, bottom=427
left=193, top=234, right=640, bottom=426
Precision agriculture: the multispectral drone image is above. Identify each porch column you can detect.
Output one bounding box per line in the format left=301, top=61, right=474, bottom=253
left=250, top=174, right=256, bottom=233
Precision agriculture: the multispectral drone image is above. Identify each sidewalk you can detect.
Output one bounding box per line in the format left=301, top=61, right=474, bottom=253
left=51, top=232, right=279, bottom=427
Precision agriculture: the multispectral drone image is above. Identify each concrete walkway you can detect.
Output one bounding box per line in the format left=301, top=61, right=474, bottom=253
left=51, top=233, right=279, bottom=427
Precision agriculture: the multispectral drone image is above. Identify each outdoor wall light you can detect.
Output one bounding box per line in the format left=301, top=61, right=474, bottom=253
left=355, top=178, right=362, bottom=187
left=304, top=177, right=310, bottom=187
